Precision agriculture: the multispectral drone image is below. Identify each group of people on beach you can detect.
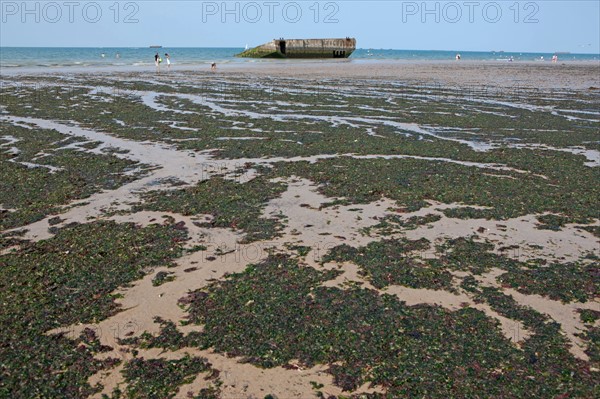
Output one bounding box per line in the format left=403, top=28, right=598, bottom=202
left=154, top=53, right=171, bottom=72
left=154, top=52, right=217, bottom=73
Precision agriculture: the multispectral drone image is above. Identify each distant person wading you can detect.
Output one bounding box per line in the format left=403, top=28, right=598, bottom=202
left=155, top=52, right=162, bottom=72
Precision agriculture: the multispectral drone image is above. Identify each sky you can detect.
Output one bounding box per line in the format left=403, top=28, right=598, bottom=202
left=1, top=0, right=599, bottom=53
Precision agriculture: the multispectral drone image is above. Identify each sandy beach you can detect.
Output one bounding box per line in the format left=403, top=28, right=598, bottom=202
left=1, top=61, right=599, bottom=398
left=4, top=59, right=600, bottom=89
left=223, top=60, right=600, bottom=89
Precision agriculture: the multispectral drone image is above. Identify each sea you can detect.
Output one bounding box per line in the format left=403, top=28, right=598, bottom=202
left=1, top=47, right=599, bottom=70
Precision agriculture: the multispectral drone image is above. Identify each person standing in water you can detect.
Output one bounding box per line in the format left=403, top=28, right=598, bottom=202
left=154, top=52, right=162, bottom=73
left=165, top=53, right=171, bottom=71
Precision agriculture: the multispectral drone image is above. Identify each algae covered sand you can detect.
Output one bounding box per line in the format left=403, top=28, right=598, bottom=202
left=0, top=63, right=599, bottom=398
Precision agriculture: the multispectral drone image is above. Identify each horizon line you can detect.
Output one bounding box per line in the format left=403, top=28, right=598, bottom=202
left=1, top=46, right=599, bottom=55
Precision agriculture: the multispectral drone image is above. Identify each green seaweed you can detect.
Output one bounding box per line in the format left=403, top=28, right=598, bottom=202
left=0, top=221, right=187, bottom=397
left=435, top=237, right=521, bottom=274
left=361, top=213, right=442, bottom=236
left=136, top=177, right=286, bottom=242
left=174, top=254, right=597, bottom=397
left=117, top=355, right=217, bottom=399
left=264, top=156, right=599, bottom=222
left=2, top=69, right=599, bottom=399
left=322, top=238, right=454, bottom=290
left=497, top=263, right=600, bottom=303
left=0, top=123, right=146, bottom=229
left=578, top=309, right=600, bottom=324
left=152, top=271, right=176, bottom=286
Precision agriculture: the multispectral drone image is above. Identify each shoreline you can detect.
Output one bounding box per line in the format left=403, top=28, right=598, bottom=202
left=3, top=57, right=600, bottom=70
left=2, top=59, right=599, bottom=90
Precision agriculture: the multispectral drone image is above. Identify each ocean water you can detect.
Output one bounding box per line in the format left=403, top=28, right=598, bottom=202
left=1, top=47, right=598, bottom=69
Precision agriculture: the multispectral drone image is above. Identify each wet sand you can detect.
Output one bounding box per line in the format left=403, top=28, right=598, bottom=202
left=4, top=59, right=600, bottom=90
left=3, top=61, right=599, bottom=397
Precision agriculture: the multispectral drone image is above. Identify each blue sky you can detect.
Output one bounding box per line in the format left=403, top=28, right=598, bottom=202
left=1, top=1, right=599, bottom=53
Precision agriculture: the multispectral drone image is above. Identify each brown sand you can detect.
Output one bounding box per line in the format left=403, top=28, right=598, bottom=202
left=219, top=60, right=600, bottom=90
left=5, top=62, right=598, bottom=396
left=4, top=60, right=599, bottom=90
